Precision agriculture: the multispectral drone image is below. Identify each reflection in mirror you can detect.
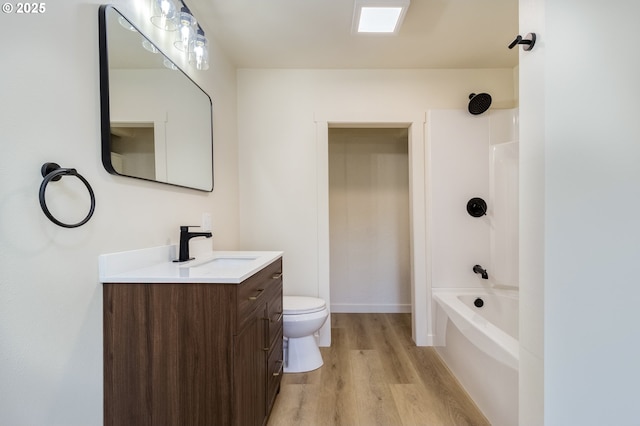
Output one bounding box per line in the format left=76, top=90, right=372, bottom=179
left=98, top=5, right=213, bottom=191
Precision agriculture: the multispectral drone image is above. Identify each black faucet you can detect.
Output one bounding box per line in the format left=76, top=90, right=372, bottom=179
left=473, top=264, right=489, bottom=279
left=175, top=226, right=212, bottom=262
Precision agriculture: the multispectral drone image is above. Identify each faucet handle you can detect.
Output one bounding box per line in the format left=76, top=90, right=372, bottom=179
left=180, top=225, right=201, bottom=231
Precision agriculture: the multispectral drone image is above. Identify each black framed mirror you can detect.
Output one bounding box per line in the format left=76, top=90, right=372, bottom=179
left=98, top=5, right=213, bottom=191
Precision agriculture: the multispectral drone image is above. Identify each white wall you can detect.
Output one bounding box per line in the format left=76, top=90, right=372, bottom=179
left=329, top=128, right=410, bottom=312
left=238, top=68, right=515, bottom=346
left=0, top=1, right=239, bottom=424
left=518, top=0, right=545, bottom=423
left=520, top=0, right=640, bottom=424
left=110, top=69, right=213, bottom=189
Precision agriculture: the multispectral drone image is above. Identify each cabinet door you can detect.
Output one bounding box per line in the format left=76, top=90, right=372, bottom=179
left=104, top=284, right=236, bottom=426
left=234, top=310, right=267, bottom=426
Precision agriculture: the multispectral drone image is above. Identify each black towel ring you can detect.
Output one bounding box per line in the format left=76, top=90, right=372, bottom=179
left=39, top=162, right=96, bottom=228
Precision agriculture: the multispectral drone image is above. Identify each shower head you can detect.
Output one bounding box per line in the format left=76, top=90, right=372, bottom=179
left=468, top=93, right=492, bottom=115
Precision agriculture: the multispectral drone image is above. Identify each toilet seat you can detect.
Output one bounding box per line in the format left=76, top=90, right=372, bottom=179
left=283, top=296, right=326, bottom=315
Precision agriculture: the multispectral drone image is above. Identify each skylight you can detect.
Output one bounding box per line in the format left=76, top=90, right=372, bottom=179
left=352, top=0, right=410, bottom=34
left=358, top=7, right=403, bottom=33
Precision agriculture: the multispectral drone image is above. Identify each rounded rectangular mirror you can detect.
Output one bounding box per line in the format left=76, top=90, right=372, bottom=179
left=98, top=5, right=213, bottom=191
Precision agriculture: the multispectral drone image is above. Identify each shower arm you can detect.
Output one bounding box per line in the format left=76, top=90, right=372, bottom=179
left=508, top=33, right=536, bottom=51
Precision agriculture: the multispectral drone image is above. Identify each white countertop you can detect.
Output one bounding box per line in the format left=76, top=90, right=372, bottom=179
left=99, top=245, right=283, bottom=284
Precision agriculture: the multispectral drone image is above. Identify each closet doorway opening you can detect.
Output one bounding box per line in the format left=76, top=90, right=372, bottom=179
left=329, top=127, right=411, bottom=314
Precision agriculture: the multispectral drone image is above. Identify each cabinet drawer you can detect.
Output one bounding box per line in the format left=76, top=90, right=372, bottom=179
left=237, top=259, right=282, bottom=330
left=265, top=281, right=283, bottom=346
left=266, top=339, right=284, bottom=410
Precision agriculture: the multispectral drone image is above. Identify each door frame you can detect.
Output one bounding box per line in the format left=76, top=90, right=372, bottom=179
left=315, top=112, right=432, bottom=346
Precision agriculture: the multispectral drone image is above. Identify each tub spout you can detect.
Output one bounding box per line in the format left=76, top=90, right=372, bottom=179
left=473, top=264, right=489, bottom=279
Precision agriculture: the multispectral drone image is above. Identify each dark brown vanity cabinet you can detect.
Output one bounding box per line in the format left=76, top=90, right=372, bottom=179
left=103, top=258, right=283, bottom=426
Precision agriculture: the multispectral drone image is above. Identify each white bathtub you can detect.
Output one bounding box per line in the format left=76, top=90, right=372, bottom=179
left=433, top=288, right=518, bottom=426
left=433, top=288, right=519, bottom=370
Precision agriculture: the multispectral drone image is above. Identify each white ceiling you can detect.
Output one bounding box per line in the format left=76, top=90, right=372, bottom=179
left=187, top=0, right=519, bottom=69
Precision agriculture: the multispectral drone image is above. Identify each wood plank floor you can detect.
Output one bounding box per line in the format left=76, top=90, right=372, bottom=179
left=267, top=313, right=489, bottom=426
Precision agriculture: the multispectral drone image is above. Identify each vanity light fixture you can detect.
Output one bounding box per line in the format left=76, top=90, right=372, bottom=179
left=151, top=0, right=178, bottom=31
left=147, top=0, right=209, bottom=70
left=189, top=28, right=209, bottom=70
left=352, top=0, right=410, bottom=34
left=174, top=6, right=197, bottom=52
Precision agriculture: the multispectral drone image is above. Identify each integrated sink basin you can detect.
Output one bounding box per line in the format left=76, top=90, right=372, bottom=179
left=183, top=256, right=258, bottom=269
left=211, top=257, right=256, bottom=265
left=179, top=255, right=265, bottom=279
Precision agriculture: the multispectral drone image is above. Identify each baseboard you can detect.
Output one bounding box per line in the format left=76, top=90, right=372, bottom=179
left=330, top=303, right=412, bottom=313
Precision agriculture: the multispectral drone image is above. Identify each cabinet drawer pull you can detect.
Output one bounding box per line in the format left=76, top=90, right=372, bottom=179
left=271, top=272, right=283, bottom=280
left=272, top=360, right=284, bottom=376
left=248, top=289, right=265, bottom=300
left=263, top=313, right=282, bottom=324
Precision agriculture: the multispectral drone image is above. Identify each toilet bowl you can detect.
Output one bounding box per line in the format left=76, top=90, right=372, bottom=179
left=282, top=296, right=329, bottom=373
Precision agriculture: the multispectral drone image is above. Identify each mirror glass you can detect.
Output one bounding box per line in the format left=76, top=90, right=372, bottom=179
left=99, top=5, right=213, bottom=191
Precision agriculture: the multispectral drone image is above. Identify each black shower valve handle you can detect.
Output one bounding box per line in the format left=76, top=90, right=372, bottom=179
left=467, top=197, right=487, bottom=218
left=508, top=33, right=536, bottom=51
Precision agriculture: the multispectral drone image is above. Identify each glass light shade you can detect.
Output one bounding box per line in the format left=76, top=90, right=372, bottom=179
left=174, top=11, right=197, bottom=52
left=150, top=0, right=178, bottom=31
left=189, top=33, right=209, bottom=70
left=163, top=58, right=178, bottom=70
left=117, top=16, right=137, bottom=32
left=142, top=38, right=159, bottom=53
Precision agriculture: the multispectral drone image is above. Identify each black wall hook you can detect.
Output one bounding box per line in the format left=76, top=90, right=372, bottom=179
left=508, top=33, right=536, bottom=51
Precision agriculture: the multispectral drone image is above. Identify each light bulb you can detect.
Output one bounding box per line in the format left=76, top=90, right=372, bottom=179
left=150, top=0, right=178, bottom=31
left=189, top=32, right=209, bottom=70
left=174, top=10, right=197, bottom=52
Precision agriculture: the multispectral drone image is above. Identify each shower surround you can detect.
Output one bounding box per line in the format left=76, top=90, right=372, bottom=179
left=428, top=108, right=519, bottom=426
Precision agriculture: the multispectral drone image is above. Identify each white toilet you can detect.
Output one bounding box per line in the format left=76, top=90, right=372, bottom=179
left=282, top=296, right=329, bottom=373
